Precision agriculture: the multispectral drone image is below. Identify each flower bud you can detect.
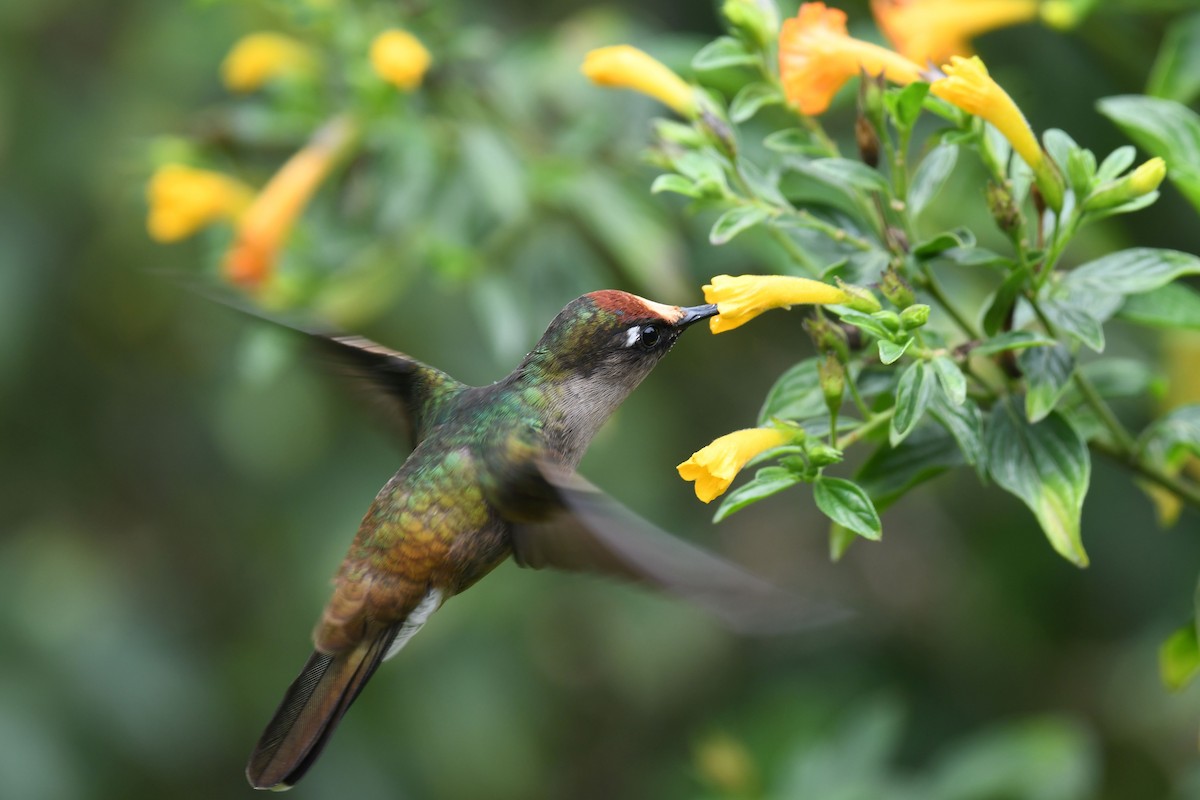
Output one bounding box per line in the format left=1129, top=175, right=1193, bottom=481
left=722, top=0, right=780, bottom=52
left=818, top=353, right=845, bottom=413
left=855, top=114, right=880, bottom=168
left=803, top=315, right=850, bottom=362
left=1066, top=148, right=1096, bottom=196
left=986, top=181, right=1020, bottom=234
left=899, top=303, right=930, bottom=329
left=807, top=442, right=843, bottom=467
left=1081, top=157, right=1167, bottom=212
left=874, top=310, right=902, bottom=333
left=836, top=280, right=881, bottom=313
left=879, top=265, right=915, bottom=308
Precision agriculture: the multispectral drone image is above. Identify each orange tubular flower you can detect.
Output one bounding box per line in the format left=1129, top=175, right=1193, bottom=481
left=223, top=116, right=359, bottom=289
left=582, top=45, right=698, bottom=118
left=872, top=0, right=1041, bottom=65
left=779, top=2, right=923, bottom=115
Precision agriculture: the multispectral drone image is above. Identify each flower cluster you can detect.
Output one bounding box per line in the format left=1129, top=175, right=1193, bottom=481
left=147, top=27, right=431, bottom=290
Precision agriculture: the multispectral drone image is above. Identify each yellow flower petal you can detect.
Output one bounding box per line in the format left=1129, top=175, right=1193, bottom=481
left=702, top=274, right=849, bottom=333
left=223, top=116, right=359, bottom=288
left=369, top=29, right=432, bottom=91
left=145, top=164, right=252, bottom=243
left=678, top=428, right=792, bottom=503
left=872, top=0, right=1040, bottom=65
left=778, top=3, right=923, bottom=116
left=930, top=55, right=1063, bottom=210
left=221, top=32, right=316, bottom=93
left=582, top=45, right=697, bottom=118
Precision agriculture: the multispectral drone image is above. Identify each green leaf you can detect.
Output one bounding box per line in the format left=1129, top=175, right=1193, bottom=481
left=877, top=338, right=913, bottom=365
left=764, top=128, right=814, bottom=154
left=1160, top=622, right=1200, bottom=691
left=856, top=426, right=963, bottom=507
left=1097, top=95, right=1200, bottom=213
left=1147, top=12, right=1200, bottom=105
left=713, top=466, right=803, bottom=522
left=983, top=268, right=1031, bottom=337
left=674, top=150, right=730, bottom=193
left=650, top=174, right=700, bottom=198
left=931, top=356, right=967, bottom=405
left=1062, top=248, right=1200, bottom=298
left=891, top=361, right=934, bottom=445
left=813, top=476, right=882, bottom=540
left=1042, top=128, right=1080, bottom=178
left=1080, top=358, right=1159, bottom=399
left=973, top=330, right=1055, bottom=356
left=692, top=36, right=758, bottom=70
left=709, top=205, right=770, bottom=245
left=908, top=144, right=958, bottom=218
left=1139, top=404, right=1200, bottom=470
left=1118, top=282, right=1200, bottom=330
left=1019, top=343, right=1074, bottom=423
left=986, top=399, right=1091, bottom=567
left=890, top=82, right=931, bottom=130
left=930, top=393, right=984, bottom=468
left=759, top=357, right=828, bottom=424
left=912, top=229, right=970, bottom=258
left=806, top=158, right=891, bottom=193
left=1095, top=145, right=1136, bottom=184
left=837, top=310, right=893, bottom=340
left=729, top=82, right=783, bottom=123
left=829, top=522, right=857, bottom=562
left=1040, top=298, right=1105, bottom=353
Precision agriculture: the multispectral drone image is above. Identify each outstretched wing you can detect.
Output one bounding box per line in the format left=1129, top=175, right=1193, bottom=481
left=509, top=461, right=848, bottom=634
left=198, top=288, right=463, bottom=447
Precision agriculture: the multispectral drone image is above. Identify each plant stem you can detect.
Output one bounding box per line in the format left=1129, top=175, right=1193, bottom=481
left=919, top=264, right=981, bottom=340
left=1091, top=439, right=1200, bottom=511
left=837, top=407, right=894, bottom=450
left=765, top=225, right=819, bottom=275
left=1072, top=370, right=1138, bottom=453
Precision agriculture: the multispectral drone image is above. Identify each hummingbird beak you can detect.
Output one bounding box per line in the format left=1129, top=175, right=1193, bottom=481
left=675, top=303, right=719, bottom=330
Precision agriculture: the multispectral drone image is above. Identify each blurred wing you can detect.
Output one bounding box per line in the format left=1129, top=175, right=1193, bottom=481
left=193, top=286, right=462, bottom=447
left=510, top=461, right=847, bottom=634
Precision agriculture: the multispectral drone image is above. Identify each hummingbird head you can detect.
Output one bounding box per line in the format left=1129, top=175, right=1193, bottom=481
left=527, top=290, right=717, bottom=379
left=517, top=291, right=717, bottom=460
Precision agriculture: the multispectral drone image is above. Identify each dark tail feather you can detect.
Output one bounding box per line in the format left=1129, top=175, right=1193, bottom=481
left=246, top=630, right=394, bottom=791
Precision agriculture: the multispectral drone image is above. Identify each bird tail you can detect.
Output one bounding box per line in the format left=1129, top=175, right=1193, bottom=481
left=246, top=628, right=394, bottom=791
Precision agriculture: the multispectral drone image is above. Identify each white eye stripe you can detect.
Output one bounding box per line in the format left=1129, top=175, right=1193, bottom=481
left=624, top=325, right=642, bottom=348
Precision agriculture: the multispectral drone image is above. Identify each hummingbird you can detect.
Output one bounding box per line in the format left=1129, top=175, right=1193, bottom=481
left=244, top=290, right=824, bottom=790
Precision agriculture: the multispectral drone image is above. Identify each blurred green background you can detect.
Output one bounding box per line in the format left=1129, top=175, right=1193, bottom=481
left=4, top=1, right=1200, bottom=798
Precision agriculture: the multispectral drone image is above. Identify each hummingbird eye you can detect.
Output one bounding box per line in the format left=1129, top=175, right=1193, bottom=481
left=638, top=324, right=662, bottom=350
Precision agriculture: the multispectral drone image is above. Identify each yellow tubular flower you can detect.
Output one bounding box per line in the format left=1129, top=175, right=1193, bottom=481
left=871, top=0, right=1041, bottom=65
left=223, top=116, right=359, bottom=288
left=678, top=428, right=792, bottom=503
left=369, top=29, right=432, bottom=91
left=703, top=274, right=849, bottom=333
left=931, top=55, right=1063, bottom=210
left=145, top=164, right=252, bottom=243
left=778, top=2, right=923, bottom=116
left=221, top=32, right=316, bottom=93
left=582, top=45, right=698, bottom=118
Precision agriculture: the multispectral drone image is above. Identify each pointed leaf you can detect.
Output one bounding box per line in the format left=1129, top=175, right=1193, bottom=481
left=878, top=338, right=913, bottom=365
left=758, top=357, right=825, bottom=425
left=973, top=330, right=1055, bottom=356
left=855, top=426, right=963, bottom=507
left=713, top=467, right=803, bottom=522
left=692, top=36, right=758, bottom=70
left=1118, top=282, right=1200, bottom=330
left=1147, top=12, right=1200, bottom=105
left=983, top=268, right=1032, bottom=336
left=807, top=158, right=890, bottom=193
left=1040, top=299, right=1105, bottom=353
left=930, top=393, right=984, bottom=468
left=813, top=476, right=882, bottom=540
left=908, top=143, right=958, bottom=218
left=1062, top=248, right=1200, bottom=298
left=931, top=356, right=967, bottom=406
left=986, top=399, right=1091, bottom=567
left=650, top=174, right=701, bottom=198
left=829, top=522, right=857, bottom=562
left=730, top=82, right=783, bottom=123
left=1160, top=622, right=1200, bottom=691
left=1019, top=343, right=1075, bottom=423
left=709, top=206, right=770, bottom=245
left=891, top=361, right=934, bottom=445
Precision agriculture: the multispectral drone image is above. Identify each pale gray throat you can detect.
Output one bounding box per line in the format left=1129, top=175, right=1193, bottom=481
left=546, top=371, right=648, bottom=468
